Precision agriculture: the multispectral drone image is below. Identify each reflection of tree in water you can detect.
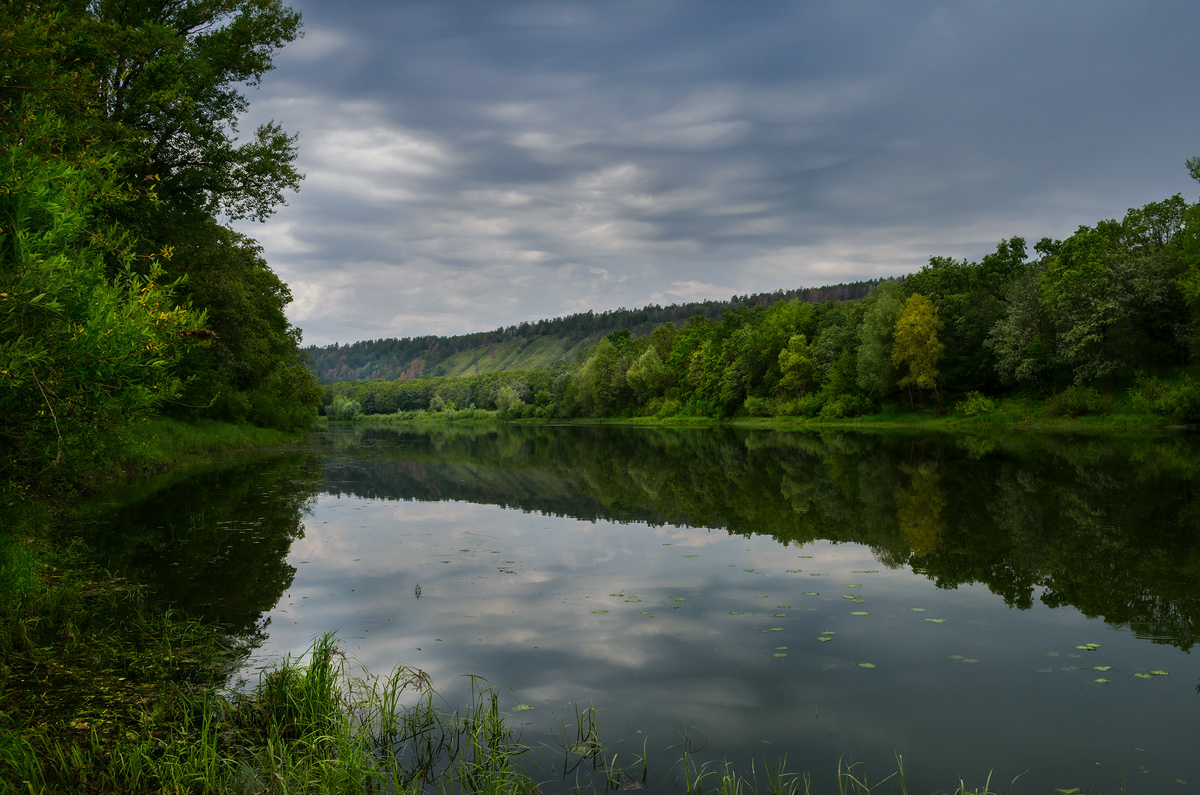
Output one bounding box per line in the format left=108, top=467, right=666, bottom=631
left=895, top=462, right=946, bottom=558
left=320, top=424, right=1200, bottom=650
left=84, top=452, right=323, bottom=641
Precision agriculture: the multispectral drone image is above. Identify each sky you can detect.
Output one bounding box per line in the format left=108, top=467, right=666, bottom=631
left=232, top=0, right=1200, bottom=347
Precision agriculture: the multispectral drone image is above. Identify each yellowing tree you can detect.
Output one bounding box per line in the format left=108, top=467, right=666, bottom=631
left=892, top=294, right=944, bottom=410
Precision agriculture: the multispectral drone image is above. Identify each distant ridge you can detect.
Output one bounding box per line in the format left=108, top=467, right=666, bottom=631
left=304, top=279, right=884, bottom=384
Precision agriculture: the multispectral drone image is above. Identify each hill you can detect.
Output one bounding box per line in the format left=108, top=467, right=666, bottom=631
left=304, top=280, right=882, bottom=383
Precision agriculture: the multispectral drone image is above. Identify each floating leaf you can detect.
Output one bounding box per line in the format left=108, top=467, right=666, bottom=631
left=842, top=595, right=860, bottom=600
left=591, top=610, right=608, bottom=614
left=512, top=704, right=534, bottom=712
left=756, top=595, right=769, bottom=598
left=786, top=569, right=804, bottom=573
left=911, top=608, right=926, bottom=612
left=769, top=627, right=784, bottom=632
left=684, top=554, right=698, bottom=558
left=1094, top=678, right=1111, bottom=684
left=857, top=662, right=876, bottom=669
left=774, top=613, right=788, bottom=617
left=924, top=618, right=947, bottom=624
left=1093, top=665, right=1112, bottom=672
left=1054, top=789, right=1082, bottom=795
left=1150, top=670, right=1169, bottom=676
left=625, top=598, right=641, bottom=602
left=1134, top=673, right=1152, bottom=679
left=777, top=605, right=791, bottom=609
left=772, top=653, right=788, bottom=658
left=809, top=573, right=821, bottom=576
left=962, top=658, right=978, bottom=663
left=639, top=611, right=652, bottom=616
left=851, top=570, right=879, bottom=574
left=850, top=611, right=870, bottom=616
left=776, top=646, right=789, bottom=650
left=802, top=592, right=819, bottom=596
left=845, top=583, right=862, bottom=588
left=821, top=630, right=836, bottom=636
left=670, top=597, right=686, bottom=601
left=798, top=555, right=813, bottom=559
left=817, top=636, right=833, bottom=642
left=744, top=568, right=756, bottom=573
left=609, top=593, right=623, bottom=598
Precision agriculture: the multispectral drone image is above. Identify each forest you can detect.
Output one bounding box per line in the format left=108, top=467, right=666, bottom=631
left=324, top=170, right=1200, bottom=424
left=1, top=0, right=322, bottom=498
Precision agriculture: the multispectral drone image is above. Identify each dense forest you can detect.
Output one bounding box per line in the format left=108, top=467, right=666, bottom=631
left=1, top=0, right=321, bottom=495
left=324, top=172, right=1200, bottom=423
left=304, top=280, right=882, bottom=382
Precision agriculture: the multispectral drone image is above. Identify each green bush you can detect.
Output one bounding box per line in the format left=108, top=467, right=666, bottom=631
left=955, top=391, right=997, bottom=417
left=1045, top=385, right=1113, bottom=418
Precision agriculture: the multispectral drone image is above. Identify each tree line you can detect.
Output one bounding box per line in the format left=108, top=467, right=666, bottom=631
left=325, top=170, right=1200, bottom=422
left=305, top=281, right=882, bottom=383
left=1, top=0, right=321, bottom=494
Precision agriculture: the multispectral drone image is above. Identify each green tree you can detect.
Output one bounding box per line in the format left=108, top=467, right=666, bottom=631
left=0, top=107, right=205, bottom=485
left=892, top=294, right=944, bottom=409
left=856, top=280, right=904, bottom=398
left=777, top=335, right=817, bottom=397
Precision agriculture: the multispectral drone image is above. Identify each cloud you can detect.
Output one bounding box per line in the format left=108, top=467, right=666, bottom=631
left=235, top=0, right=1200, bottom=345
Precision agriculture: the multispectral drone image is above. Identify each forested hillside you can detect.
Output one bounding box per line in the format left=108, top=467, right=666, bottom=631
left=1, top=0, right=321, bottom=495
left=305, top=281, right=880, bottom=383
left=324, top=171, right=1200, bottom=423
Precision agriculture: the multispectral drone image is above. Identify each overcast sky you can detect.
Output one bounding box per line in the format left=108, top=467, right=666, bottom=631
left=233, top=0, right=1200, bottom=347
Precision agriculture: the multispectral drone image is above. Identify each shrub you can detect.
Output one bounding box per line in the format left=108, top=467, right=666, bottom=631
left=1044, top=385, right=1113, bottom=418
left=955, top=391, right=997, bottom=417
left=743, top=396, right=773, bottom=417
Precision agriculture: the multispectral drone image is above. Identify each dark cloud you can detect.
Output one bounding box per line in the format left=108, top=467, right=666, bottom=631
left=234, top=0, right=1200, bottom=345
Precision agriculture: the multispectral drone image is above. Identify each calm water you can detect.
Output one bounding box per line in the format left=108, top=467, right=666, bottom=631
left=90, top=424, right=1200, bottom=793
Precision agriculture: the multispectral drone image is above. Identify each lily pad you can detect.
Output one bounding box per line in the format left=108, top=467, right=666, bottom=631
left=670, top=596, right=686, bottom=601
left=772, top=653, right=788, bottom=658
left=1150, top=670, right=1169, bottom=676
left=851, top=570, right=879, bottom=574
left=911, top=607, right=926, bottom=612
left=1094, top=678, right=1111, bottom=684
left=639, top=611, right=653, bottom=616
left=809, top=573, right=821, bottom=576
left=924, top=618, right=947, bottom=624
left=845, top=583, right=862, bottom=588
left=729, top=611, right=744, bottom=616
left=857, top=662, right=876, bottom=669
left=776, top=646, right=789, bottom=650
left=850, top=611, right=870, bottom=616
left=744, top=568, right=756, bottom=573
left=769, top=627, right=784, bottom=632
left=1093, top=665, right=1112, bottom=672
left=786, top=569, right=804, bottom=573
left=774, top=613, right=788, bottom=617
left=802, top=591, right=820, bottom=596
left=512, top=704, right=534, bottom=712
left=777, top=605, right=791, bottom=609
left=1134, top=673, right=1152, bottom=679
left=683, top=554, right=698, bottom=558
left=842, top=594, right=861, bottom=600
left=591, top=610, right=608, bottom=614
left=817, top=636, right=833, bottom=642
left=821, top=630, right=836, bottom=635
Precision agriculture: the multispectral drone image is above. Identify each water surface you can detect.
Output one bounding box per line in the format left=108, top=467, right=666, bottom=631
left=93, top=425, right=1200, bottom=793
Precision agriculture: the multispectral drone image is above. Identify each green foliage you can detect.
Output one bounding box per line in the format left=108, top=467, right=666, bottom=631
left=1044, top=386, right=1114, bottom=418
left=955, top=391, right=997, bottom=417
left=0, top=107, right=205, bottom=485
left=892, top=294, right=944, bottom=407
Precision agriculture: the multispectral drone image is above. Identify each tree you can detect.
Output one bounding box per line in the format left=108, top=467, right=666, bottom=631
left=856, top=280, right=904, bottom=398
left=0, top=106, right=206, bottom=486
left=777, top=335, right=817, bottom=397
left=892, top=294, right=944, bottom=410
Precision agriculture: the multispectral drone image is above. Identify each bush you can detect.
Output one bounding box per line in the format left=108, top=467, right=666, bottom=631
left=955, top=391, right=997, bottom=417
left=797, top=393, right=826, bottom=417
left=743, top=396, right=773, bottom=417
left=1044, top=385, right=1113, bottom=418
left=818, top=394, right=872, bottom=420
left=1135, top=376, right=1200, bottom=423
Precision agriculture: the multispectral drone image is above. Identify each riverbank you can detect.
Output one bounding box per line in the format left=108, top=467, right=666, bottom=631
left=319, top=388, right=1184, bottom=434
